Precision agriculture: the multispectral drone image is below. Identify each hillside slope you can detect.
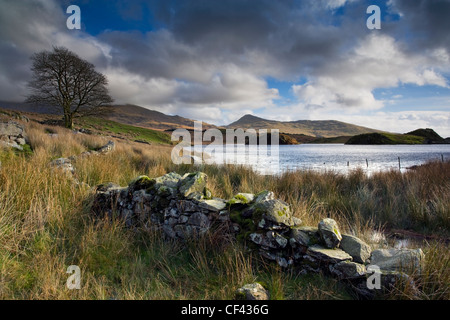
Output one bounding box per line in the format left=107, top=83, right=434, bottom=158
left=346, top=129, right=447, bottom=145
left=227, top=114, right=381, bottom=137
left=107, top=104, right=218, bottom=131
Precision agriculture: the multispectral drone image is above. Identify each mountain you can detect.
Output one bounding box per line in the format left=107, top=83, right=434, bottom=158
left=346, top=129, right=447, bottom=145
left=227, top=114, right=381, bottom=138
left=0, top=101, right=218, bottom=132
left=106, top=104, right=218, bottom=131
left=0, top=100, right=57, bottom=115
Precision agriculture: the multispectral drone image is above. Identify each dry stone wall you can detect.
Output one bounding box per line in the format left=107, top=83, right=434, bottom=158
left=93, top=171, right=425, bottom=299
left=0, top=120, right=29, bottom=151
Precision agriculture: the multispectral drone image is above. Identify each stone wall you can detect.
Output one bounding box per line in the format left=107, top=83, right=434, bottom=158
left=0, top=120, right=29, bottom=151
left=93, top=171, right=425, bottom=299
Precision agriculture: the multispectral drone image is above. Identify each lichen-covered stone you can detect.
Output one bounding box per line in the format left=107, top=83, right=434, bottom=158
left=253, top=199, right=293, bottom=228
left=236, top=283, right=269, bottom=300
left=228, top=193, right=255, bottom=206
left=179, top=172, right=207, bottom=199
left=318, top=218, right=342, bottom=249
left=340, top=234, right=372, bottom=264
left=129, top=175, right=155, bottom=192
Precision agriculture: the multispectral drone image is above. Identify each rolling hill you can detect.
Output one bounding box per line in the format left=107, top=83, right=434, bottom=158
left=106, top=104, right=218, bottom=131
left=346, top=128, right=448, bottom=145
left=227, top=114, right=381, bottom=138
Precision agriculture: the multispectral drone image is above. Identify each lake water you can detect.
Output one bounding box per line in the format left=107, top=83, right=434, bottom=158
left=193, top=144, right=450, bottom=175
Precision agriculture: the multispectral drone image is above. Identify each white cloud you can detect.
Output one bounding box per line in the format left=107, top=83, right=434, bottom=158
left=291, top=34, right=449, bottom=112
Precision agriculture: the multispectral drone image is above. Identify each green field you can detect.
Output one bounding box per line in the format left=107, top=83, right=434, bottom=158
left=76, top=117, right=173, bottom=145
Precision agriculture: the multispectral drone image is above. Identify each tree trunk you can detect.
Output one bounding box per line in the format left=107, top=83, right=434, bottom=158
left=64, top=112, right=73, bottom=129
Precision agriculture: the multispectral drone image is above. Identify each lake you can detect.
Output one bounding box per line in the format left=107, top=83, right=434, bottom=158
left=194, top=144, right=450, bottom=175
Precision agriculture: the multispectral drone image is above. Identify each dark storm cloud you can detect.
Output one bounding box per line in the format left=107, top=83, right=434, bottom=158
left=389, top=0, right=450, bottom=51
left=100, top=0, right=359, bottom=82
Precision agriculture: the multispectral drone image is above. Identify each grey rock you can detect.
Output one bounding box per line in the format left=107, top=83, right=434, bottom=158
left=253, top=199, right=293, bottom=228
left=368, top=248, right=424, bottom=273
left=50, top=157, right=74, bottom=174
left=179, top=172, right=207, bottom=199
left=198, top=199, right=227, bottom=212
left=307, top=245, right=353, bottom=264
left=0, top=140, right=23, bottom=150
left=289, top=228, right=310, bottom=248
left=329, top=261, right=366, bottom=279
left=16, top=137, right=26, bottom=145
left=188, top=212, right=210, bottom=228
left=97, top=140, right=115, bottom=153
left=236, top=283, right=269, bottom=300
left=177, top=200, right=198, bottom=213
left=0, top=121, right=24, bottom=137
left=292, top=217, right=302, bottom=226
left=340, top=234, right=372, bottom=264
left=154, top=172, right=183, bottom=189
left=178, top=215, right=189, bottom=224
left=253, top=190, right=275, bottom=203
left=318, top=218, right=342, bottom=249
left=228, top=193, right=255, bottom=205
left=250, top=231, right=288, bottom=249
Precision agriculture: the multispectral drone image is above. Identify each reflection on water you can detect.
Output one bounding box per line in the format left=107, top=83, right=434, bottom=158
left=192, top=143, right=450, bottom=175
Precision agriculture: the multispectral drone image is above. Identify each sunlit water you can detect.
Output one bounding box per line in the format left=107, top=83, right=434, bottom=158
left=189, top=144, right=450, bottom=175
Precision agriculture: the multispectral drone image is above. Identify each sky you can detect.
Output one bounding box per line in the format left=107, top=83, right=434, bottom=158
left=0, top=0, right=449, bottom=136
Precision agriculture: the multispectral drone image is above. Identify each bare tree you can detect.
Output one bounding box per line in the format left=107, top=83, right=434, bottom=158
left=26, top=46, right=113, bottom=129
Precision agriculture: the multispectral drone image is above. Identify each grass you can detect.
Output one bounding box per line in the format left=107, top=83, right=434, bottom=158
left=75, top=117, right=173, bottom=145
left=0, top=120, right=449, bottom=300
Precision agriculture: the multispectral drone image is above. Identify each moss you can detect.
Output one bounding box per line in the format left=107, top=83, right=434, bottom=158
left=130, top=175, right=155, bottom=191
left=203, top=187, right=212, bottom=200
left=234, top=194, right=249, bottom=204
left=235, top=290, right=247, bottom=300
left=252, top=206, right=264, bottom=222
left=231, top=211, right=257, bottom=244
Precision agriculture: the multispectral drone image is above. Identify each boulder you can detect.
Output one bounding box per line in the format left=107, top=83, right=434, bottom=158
left=340, top=234, right=372, bottom=264
left=329, top=261, right=366, bottom=279
left=236, top=283, right=269, bottom=300
left=228, top=193, right=255, bottom=205
left=250, top=231, right=288, bottom=249
left=318, top=218, right=342, bottom=249
left=188, top=212, right=210, bottom=228
left=368, top=248, right=424, bottom=273
left=253, top=199, right=293, bottom=228
left=50, top=157, right=74, bottom=174
left=198, top=199, right=227, bottom=212
left=179, top=172, right=207, bottom=199
left=97, top=140, right=115, bottom=153
left=154, top=172, right=183, bottom=189
left=306, top=245, right=352, bottom=264
left=128, top=175, right=156, bottom=192
left=0, top=121, right=24, bottom=137
left=289, top=228, right=310, bottom=248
